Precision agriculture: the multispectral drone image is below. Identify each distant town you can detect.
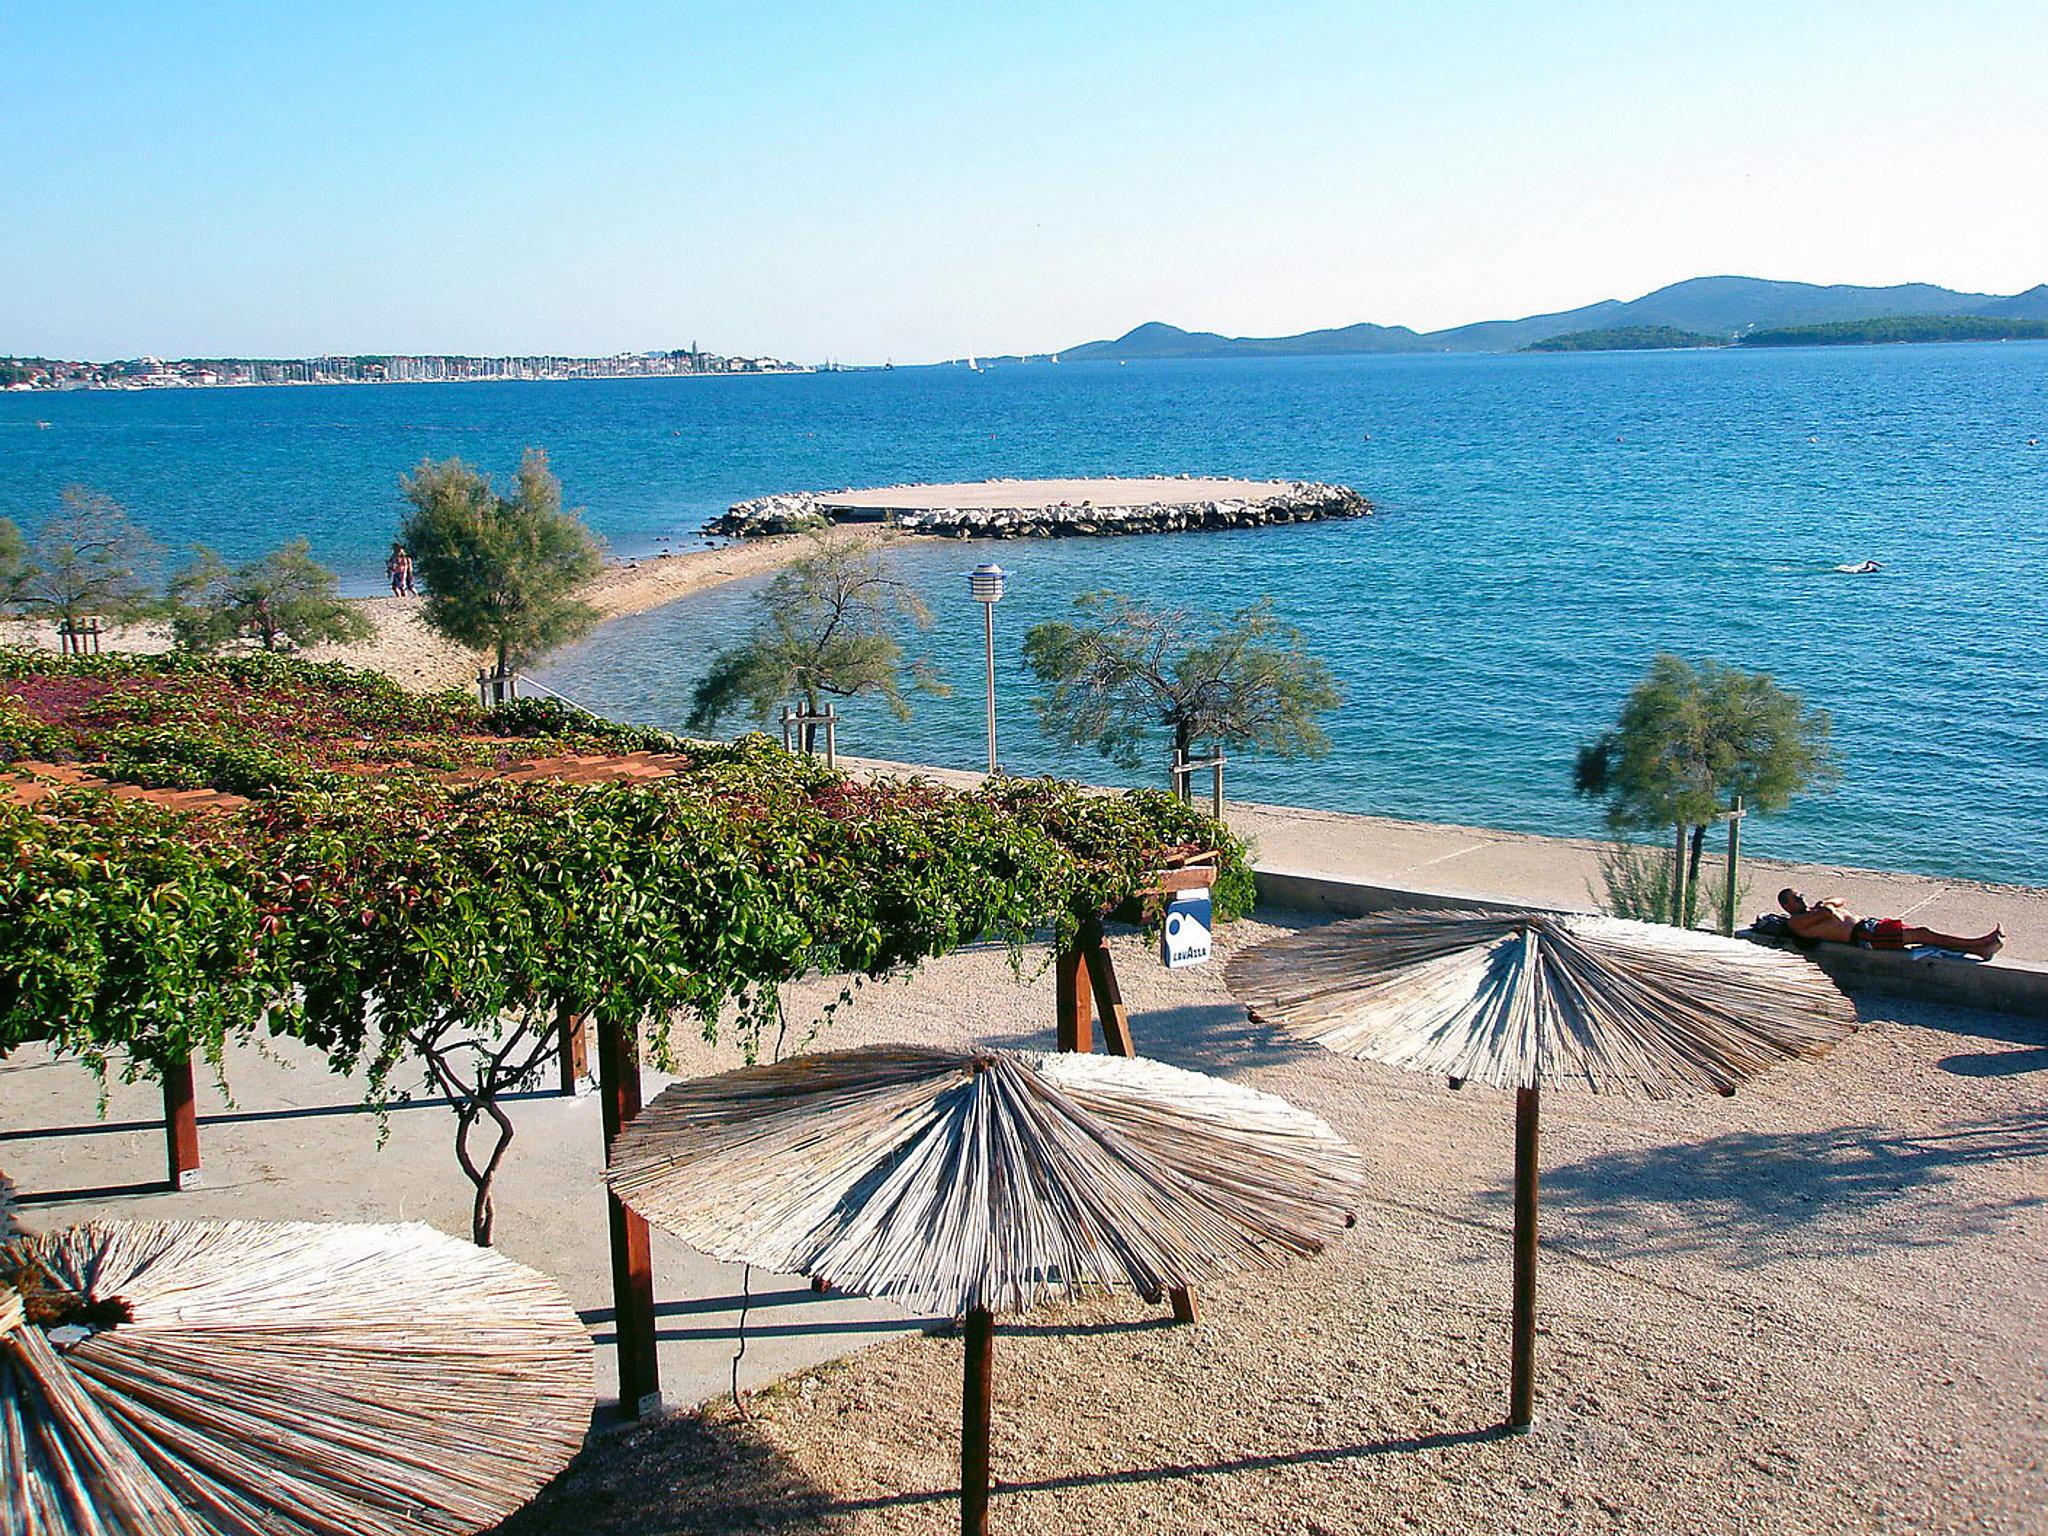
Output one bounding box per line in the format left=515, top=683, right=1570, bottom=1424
left=0, top=347, right=811, bottom=391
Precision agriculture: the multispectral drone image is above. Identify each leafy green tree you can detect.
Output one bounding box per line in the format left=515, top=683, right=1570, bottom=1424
left=689, top=534, right=945, bottom=745
left=398, top=449, right=602, bottom=678
left=0, top=519, right=24, bottom=596
left=8, top=488, right=161, bottom=630
left=1574, top=654, right=1836, bottom=922
left=1023, top=591, right=1343, bottom=781
left=169, top=538, right=375, bottom=653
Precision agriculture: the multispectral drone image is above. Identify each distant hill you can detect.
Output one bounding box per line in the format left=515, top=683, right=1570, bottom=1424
left=1737, top=314, right=2048, bottom=348
left=1057, top=276, right=2048, bottom=360
left=1526, top=325, right=1725, bottom=353
left=1061, top=318, right=1431, bottom=361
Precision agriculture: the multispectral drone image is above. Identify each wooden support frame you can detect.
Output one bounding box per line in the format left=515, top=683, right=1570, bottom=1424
left=162, top=1057, right=202, bottom=1190
left=556, top=1008, right=591, bottom=1097
left=597, top=1016, right=663, bottom=1418
left=1054, top=939, right=1092, bottom=1054
left=1054, top=870, right=1216, bottom=1324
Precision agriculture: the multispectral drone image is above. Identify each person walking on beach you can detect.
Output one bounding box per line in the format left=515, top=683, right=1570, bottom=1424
left=1777, top=889, right=2005, bottom=958
left=387, top=543, right=417, bottom=596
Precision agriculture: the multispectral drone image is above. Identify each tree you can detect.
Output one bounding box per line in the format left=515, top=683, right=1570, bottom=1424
left=0, top=519, right=23, bottom=596
left=1023, top=591, right=1343, bottom=781
left=1574, top=654, right=1836, bottom=923
left=688, top=533, right=945, bottom=744
left=8, top=488, right=161, bottom=630
left=169, top=538, right=376, bottom=653
left=398, top=449, right=602, bottom=678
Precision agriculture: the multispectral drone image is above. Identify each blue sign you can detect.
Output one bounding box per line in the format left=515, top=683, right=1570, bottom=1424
left=1162, top=887, right=1213, bottom=969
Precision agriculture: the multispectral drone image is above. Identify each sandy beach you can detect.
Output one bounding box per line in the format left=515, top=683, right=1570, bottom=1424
left=0, top=526, right=889, bottom=692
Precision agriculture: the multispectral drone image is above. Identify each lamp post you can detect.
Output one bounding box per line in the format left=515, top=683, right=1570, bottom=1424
left=968, top=563, right=1007, bottom=776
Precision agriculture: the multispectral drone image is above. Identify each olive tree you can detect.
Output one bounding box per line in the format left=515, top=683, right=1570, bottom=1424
left=1574, top=654, right=1836, bottom=923
left=1023, top=591, right=1343, bottom=783
left=689, top=533, right=945, bottom=745
left=399, top=449, right=602, bottom=681
left=169, top=538, right=375, bottom=653
left=7, top=488, right=161, bottom=632
left=0, top=519, right=24, bottom=595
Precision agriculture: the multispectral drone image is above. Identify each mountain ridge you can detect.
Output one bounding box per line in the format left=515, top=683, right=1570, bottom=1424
left=1055, top=276, right=2048, bottom=361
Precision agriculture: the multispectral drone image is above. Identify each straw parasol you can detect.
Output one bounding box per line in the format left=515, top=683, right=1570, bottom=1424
left=1227, top=907, right=1859, bottom=1431
left=608, top=1044, right=1364, bottom=1534
left=1, top=1218, right=594, bottom=1535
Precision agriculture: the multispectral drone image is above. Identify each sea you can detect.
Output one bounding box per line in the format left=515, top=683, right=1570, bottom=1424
left=4, top=343, right=2045, bottom=886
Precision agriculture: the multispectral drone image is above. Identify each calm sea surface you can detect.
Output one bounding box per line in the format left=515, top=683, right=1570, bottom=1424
left=4, top=346, right=2045, bottom=884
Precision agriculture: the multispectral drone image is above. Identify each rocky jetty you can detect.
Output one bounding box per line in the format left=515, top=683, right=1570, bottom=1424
left=706, top=477, right=1371, bottom=539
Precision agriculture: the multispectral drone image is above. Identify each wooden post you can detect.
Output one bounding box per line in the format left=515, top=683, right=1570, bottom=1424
left=1671, top=822, right=1689, bottom=926
left=597, top=1017, right=663, bottom=1418
left=1078, top=923, right=1135, bottom=1058
left=162, top=1057, right=201, bottom=1190
left=1722, top=797, right=1743, bottom=937
left=556, top=1007, right=590, bottom=1096
left=961, top=1306, right=995, bottom=1536
left=1509, top=1085, right=1540, bottom=1432
left=1054, top=939, right=1092, bottom=1053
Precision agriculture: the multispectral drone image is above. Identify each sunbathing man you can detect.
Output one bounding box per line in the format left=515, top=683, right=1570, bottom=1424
left=1777, top=889, right=2005, bottom=959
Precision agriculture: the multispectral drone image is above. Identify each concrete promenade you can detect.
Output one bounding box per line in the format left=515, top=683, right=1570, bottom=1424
left=841, top=757, right=2045, bottom=966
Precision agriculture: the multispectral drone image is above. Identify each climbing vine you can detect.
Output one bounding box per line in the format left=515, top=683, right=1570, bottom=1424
left=1, top=652, right=1252, bottom=1242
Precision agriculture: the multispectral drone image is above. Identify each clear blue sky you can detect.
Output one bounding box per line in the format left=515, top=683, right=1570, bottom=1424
left=5, top=1, right=2045, bottom=363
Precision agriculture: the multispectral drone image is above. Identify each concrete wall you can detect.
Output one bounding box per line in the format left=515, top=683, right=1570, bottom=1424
left=1252, top=864, right=2048, bottom=1022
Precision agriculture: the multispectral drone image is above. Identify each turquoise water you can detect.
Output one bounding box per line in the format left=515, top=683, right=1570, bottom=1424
left=4, top=346, right=2045, bottom=883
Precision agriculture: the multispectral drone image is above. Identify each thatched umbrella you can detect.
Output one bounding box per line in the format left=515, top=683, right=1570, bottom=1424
left=1226, top=908, right=1858, bottom=1431
left=608, top=1044, right=1364, bottom=1534
left=1, top=1218, right=593, bottom=1535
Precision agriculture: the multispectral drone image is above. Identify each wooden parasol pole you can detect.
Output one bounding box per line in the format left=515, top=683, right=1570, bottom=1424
left=961, top=1306, right=995, bottom=1536
left=162, top=1056, right=201, bottom=1190
left=597, top=1016, right=663, bottom=1418
left=1509, top=1084, right=1541, bottom=1432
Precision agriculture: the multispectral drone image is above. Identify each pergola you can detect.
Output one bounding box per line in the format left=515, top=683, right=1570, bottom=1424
left=1, top=654, right=1245, bottom=1418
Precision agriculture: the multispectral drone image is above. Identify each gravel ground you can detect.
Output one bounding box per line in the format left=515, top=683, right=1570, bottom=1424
left=495, top=918, right=2048, bottom=1536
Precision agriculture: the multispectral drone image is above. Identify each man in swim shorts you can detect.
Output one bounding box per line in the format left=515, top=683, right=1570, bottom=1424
left=1777, top=889, right=2005, bottom=959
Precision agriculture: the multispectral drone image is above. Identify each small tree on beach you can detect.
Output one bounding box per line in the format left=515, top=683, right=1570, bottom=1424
left=169, top=538, right=375, bottom=653
left=0, top=519, right=24, bottom=595
left=398, top=449, right=602, bottom=679
left=1023, top=591, right=1343, bottom=780
left=8, top=488, right=161, bottom=631
left=1575, top=654, right=1835, bottom=923
left=689, top=533, right=946, bottom=744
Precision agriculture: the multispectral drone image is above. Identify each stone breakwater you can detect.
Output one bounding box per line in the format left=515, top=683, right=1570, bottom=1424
left=707, top=479, right=1370, bottom=539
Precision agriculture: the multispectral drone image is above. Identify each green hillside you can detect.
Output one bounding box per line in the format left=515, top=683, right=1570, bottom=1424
left=1738, top=315, right=2048, bottom=347
left=1526, top=325, right=1726, bottom=352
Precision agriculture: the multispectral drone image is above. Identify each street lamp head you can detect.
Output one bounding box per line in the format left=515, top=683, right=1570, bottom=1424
left=968, top=563, right=1007, bottom=604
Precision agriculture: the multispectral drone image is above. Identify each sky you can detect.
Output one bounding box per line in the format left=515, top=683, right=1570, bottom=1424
left=4, top=1, right=2046, bottom=364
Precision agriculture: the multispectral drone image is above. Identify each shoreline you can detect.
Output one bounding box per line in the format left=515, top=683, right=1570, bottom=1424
left=8, top=534, right=2041, bottom=924
left=0, top=526, right=889, bottom=692
left=832, top=756, right=2046, bottom=961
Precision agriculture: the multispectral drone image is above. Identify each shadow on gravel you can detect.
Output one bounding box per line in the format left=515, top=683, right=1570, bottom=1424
left=490, top=1409, right=840, bottom=1536
left=493, top=1411, right=1506, bottom=1535
left=1535, top=1110, right=2048, bottom=1262
left=979, top=999, right=1326, bottom=1078
left=819, top=1423, right=1511, bottom=1516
